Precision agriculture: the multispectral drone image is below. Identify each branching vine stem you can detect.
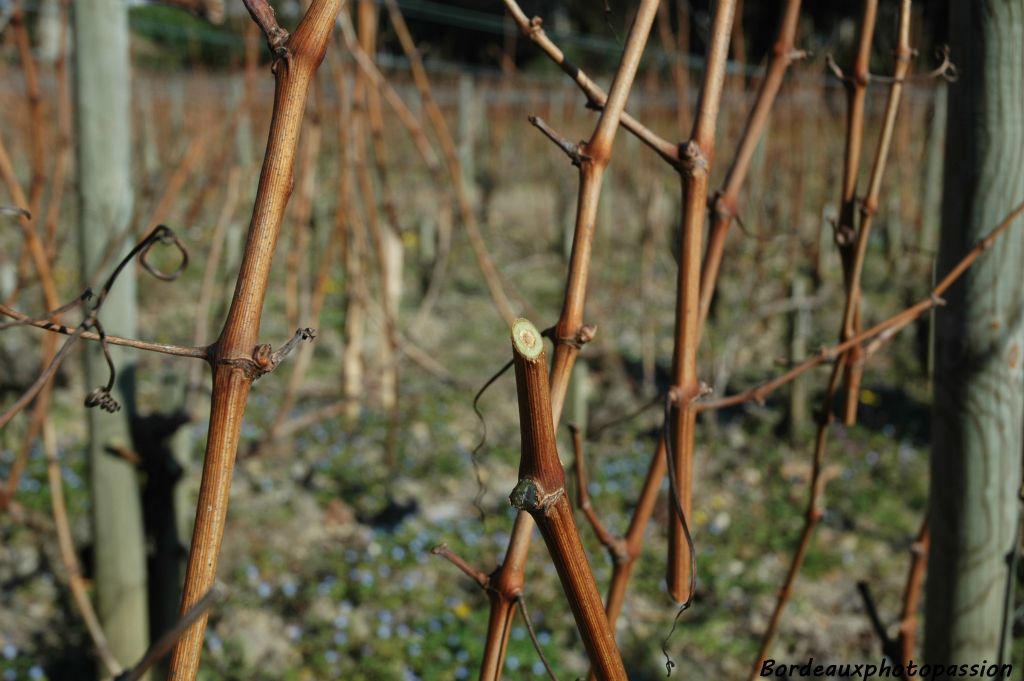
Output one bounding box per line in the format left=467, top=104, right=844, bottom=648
left=529, top=115, right=590, bottom=167
left=838, top=0, right=915, bottom=425
left=116, top=586, right=223, bottom=681
left=242, top=0, right=290, bottom=63
left=470, top=2, right=661, bottom=677
left=501, top=0, right=678, bottom=166
left=697, top=0, right=804, bottom=332
left=697, top=198, right=1024, bottom=412
left=379, top=0, right=520, bottom=326
left=0, top=304, right=209, bottom=359
left=0, top=225, right=194, bottom=431
left=167, top=2, right=341, bottom=677
left=666, top=0, right=737, bottom=604
left=508, top=319, right=626, bottom=680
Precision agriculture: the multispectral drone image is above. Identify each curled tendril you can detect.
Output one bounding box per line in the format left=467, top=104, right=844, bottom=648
left=0, top=226, right=193, bottom=431
left=469, top=357, right=514, bottom=521
left=82, top=226, right=190, bottom=406
left=76, top=315, right=120, bottom=413
left=827, top=44, right=957, bottom=86
left=929, top=45, right=958, bottom=82
left=85, top=387, right=121, bottom=413
left=139, top=225, right=190, bottom=281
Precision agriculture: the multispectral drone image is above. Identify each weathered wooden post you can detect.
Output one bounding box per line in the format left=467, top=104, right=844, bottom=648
left=74, top=0, right=149, bottom=669
left=925, top=0, right=1024, bottom=668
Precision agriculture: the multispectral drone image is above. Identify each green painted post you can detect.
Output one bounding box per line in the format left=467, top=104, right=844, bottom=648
left=74, top=0, right=149, bottom=670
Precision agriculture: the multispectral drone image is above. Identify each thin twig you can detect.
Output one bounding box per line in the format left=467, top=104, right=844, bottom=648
left=0, top=304, right=208, bottom=359
left=501, top=0, right=678, bottom=165
left=0, top=205, right=30, bottom=219
left=0, top=226, right=200, bottom=430
left=42, top=421, right=124, bottom=677
left=188, top=166, right=243, bottom=399
left=586, top=392, right=663, bottom=439
left=697, top=0, right=804, bottom=331
left=827, top=0, right=878, bottom=422
left=897, top=515, right=929, bottom=667
left=528, top=115, right=590, bottom=167
left=38, top=0, right=71, bottom=261
left=431, top=544, right=490, bottom=590
left=341, top=38, right=442, bottom=173
left=241, top=0, right=289, bottom=56
left=115, top=585, right=224, bottom=681
left=516, top=596, right=560, bottom=681
left=473, top=2, right=663, bottom=675
left=569, top=424, right=626, bottom=560
left=825, top=46, right=955, bottom=85
left=699, top=199, right=1024, bottom=412
left=0, top=290, right=94, bottom=331
left=0, top=103, right=63, bottom=487
left=375, top=4, right=520, bottom=325
left=856, top=582, right=903, bottom=663
left=839, top=0, right=914, bottom=425
left=748, top=360, right=839, bottom=680
left=10, top=3, right=46, bottom=220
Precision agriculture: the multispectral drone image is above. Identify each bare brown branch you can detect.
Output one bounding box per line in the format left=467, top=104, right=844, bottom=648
left=840, top=0, right=914, bottom=424
left=42, top=421, right=124, bottom=677
left=509, top=319, right=626, bottom=680
left=431, top=544, right=491, bottom=590
left=475, top=2, right=662, bottom=674
left=698, top=0, right=804, bottom=331
left=569, top=425, right=627, bottom=561
left=0, top=303, right=208, bottom=359
left=377, top=3, right=519, bottom=325
left=501, top=0, right=678, bottom=165
left=698, top=198, right=1024, bottom=411
left=168, top=1, right=343, bottom=676
left=667, top=0, right=737, bottom=603
left=242, top=0, right=289, bottom=55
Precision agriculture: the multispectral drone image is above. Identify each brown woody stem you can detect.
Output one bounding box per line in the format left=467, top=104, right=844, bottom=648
left=477, top=2, right=662, bottom=675
left=587, top=0, right=798, bottom=639
left=510, top=319, right=626, bottom=681
left=829, top=0, right=878, bottom=421
left=42, top=421, right=124, bottom=677
left=749, top=365, right=837, bottom=679
left=0, top=113, right=61, bottom=502
left=700, top=199, right=1024, bottom=411
left=242, top=0, right=289, bottom=55
left=0, top=303, right=208, bottom=359
left=752, top=6, right=920, bottom=666
left=501, top=0, right=677, bottom=165
left=840, top=0, right=913, bottom=425
left=570, top=425, right=627, bottom=561
left=383, top=0, right=519, bottom=326
left=667, top=0, right=737, bottom=603
left=898, top=515, right=929, bottom=667
left=431, top=544, right=491, bottom=590
left=697, top=0, right=803, bottom=332
left=167, top=1, right=341, bottom=677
